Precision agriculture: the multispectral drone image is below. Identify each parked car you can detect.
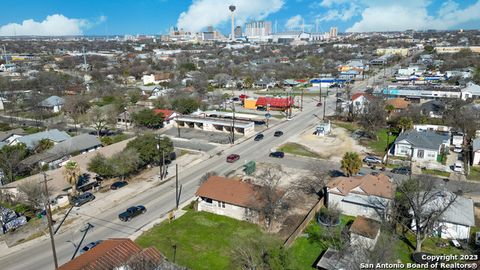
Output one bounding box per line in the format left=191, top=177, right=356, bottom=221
left=72, top=192, right=95, bottom=207
left=226, top=154, right=240, bottom=163
left=80, top=240, right=103, bottom=254
left=110, top=181, right=128, bottom=190
left=119, top=206, right=146, bottom=222
left=391, top=167, right=411, bottom=175
left=254, top=134, right=264, bottom=141
left=453, top=161, right=464, bottom=173
left=274, top=131, right=284, bottom=137
left=475, top=232, right=480, bottom=246
left=453, top=146, right=462, bottom=153
left=269, top=151, right=285, bottom=158
left=316, top=102, right=322, bottom=107
left=363, top=156, right=382, bottom=164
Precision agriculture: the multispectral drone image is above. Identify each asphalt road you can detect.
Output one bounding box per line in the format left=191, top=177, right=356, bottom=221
left=0, top=99, right=329, bottom=270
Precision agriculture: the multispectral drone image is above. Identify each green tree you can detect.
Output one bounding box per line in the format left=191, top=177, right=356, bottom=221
left=64, top=161, right=81, bottom=196
left=397, top=117, right=413, bottom=132
left=127, top=89, right=142, bottom=104
left=244, top=76, right=254, bottom=89
left=0, top=143, right=28, bottom=184
left=341, top=152, right=362, bottom=177
left=171, top=97, right=203, bottom=114
left=34, top=138, right=54, bottom=153
left=88, top=153, right=114, bottom=177
left=180, top=62, right=196, bottom=72
left=473, top=66, right=480, bottom=84
left=132, top=109, right=164, bottom=129
left=126, top=134, right=173, bottom=166
left=111, top=148, right=142, bottom=180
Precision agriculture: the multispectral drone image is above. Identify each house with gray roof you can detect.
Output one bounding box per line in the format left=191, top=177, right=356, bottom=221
left=12, top=129, right=71, bottom=149
left=461, top=82, right=480, bottom=100
left=473, top=138, right=480, bottom=166
left=0, top=128, right=27, bottom=144
left=393, top=130, right=449, bottom=162
left=39, top=96, right=65, bottom=113
left=20, top=134, right=102, bottom=169
left=411, top=192, right=474, bottom=240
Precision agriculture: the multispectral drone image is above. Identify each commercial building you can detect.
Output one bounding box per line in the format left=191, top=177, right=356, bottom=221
left=376, top=85, right=463, bottom=100
left=434, top=46, right=480, bottom=54
left=175, top=115, right=255, bottom=136
left=376, top=48, right=410, bottom=57
left=245, top=21, right=272, bottom=38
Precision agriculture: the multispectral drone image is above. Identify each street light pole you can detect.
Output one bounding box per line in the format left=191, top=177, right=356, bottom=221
left=42, top=172, right=58, bottom=269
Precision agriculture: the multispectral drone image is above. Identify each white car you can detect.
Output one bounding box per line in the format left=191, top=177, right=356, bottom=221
left=453, top=146, right=462, bottom=153
left=453, top=162, right=464, bottom=173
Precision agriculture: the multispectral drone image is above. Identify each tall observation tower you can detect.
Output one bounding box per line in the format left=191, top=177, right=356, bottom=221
left=229, top=5, right=236, bottom=41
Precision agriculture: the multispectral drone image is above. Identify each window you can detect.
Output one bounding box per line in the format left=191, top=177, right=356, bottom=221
left=427, top=152, right=435, bottom=158
left=205, top=198, right=212, bottom=204
left=417, top=150, right=424, bottom=159
left=217, top=201, right=225, bottom=208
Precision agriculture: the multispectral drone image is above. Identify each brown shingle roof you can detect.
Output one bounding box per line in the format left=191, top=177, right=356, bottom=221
left=386, top=98, right=410, bottom=109
left=58, top=238, right=162, bottom=270
left=350, top=216, right=380, bottom=239
left=196, top=176, right=261, bottom=208
left=327, top=174, right=395, bottom=199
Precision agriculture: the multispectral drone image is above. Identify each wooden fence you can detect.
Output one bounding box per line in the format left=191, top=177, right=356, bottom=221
left=284, top=198, right=324, bottom=247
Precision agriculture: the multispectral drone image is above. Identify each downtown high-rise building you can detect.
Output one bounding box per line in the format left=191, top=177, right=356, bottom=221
left=245, top=21, right=272, bottom=37
left=234, top=26, right=243, bottom=38
left=329, top=27, right=338, bottom=38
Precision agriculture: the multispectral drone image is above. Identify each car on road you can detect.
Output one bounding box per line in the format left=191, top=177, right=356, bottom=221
left=80, top=240, right=103, bottom=254
left=269, top=151, right=285, bottom=158
left=316, top=102, right=322, bottom=107
left=72, top=192, right=95, bottom=207
left=226, top=154, right=240, bottom=163
left=119, top=205, right=146, bottom=222
left=453, top=146, right=462, bottom=153
left=274, top=131, right=284, bottom=137
left=254, top=134, right=264, bottom=141
left=453, top=161, right=464, bottom=173
left=110, top=181, right=128, bottom=190
left=363, top=156, right=382, bottom=164
left=391, top=167, right=411, bottom=175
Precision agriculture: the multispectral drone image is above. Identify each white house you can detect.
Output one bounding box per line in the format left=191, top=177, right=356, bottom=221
left=349, top=216, right=381, bottom=250
left=195, top=176, right=261, bottom=223
left=461, top=82, right=480, bottom=100
left=39, top=96, right=65, bottom=113
left=411, top=192, right=475, bottom=240
left=347, top=93, right=374, bottom=114
left=473, top=138, right=480, bottom=166
left=142, top=73, right=172, bottom=85
left=393, top=130, right=449, bottom=162
left=326, top=174, right=395, bottom=221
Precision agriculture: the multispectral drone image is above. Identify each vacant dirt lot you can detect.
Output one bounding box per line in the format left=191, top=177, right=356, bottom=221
left=287, top=126, right=367, bottom=162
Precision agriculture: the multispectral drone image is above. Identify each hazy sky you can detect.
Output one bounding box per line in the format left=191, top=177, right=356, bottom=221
left=1, top=0, right=480, bottom=36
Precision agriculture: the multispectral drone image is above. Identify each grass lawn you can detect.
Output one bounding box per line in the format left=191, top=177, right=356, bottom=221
left=366, top=129, right=398, bottom=155
left=289, top=215, right=355, bottom=269
left=467, top=166, right=480, bottom=181
left=278, top=143, right=321, bottom=158
left=136, top=211, right=280, bottom=270
left=394, top=229, right=472, bottom=263
left=332, top=121, right=358, bottom=133
left=421, top=169, right=450, bottom=178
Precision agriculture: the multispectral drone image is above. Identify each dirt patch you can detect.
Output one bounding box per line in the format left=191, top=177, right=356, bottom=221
left=287, top=127, right=367, bottom=162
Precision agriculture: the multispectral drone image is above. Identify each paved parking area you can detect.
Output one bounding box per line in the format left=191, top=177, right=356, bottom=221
left=161, top=127, right=243, bottom=144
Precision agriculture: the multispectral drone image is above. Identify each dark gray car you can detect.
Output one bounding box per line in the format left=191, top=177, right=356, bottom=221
left=73, top=192, right=95, bottom=207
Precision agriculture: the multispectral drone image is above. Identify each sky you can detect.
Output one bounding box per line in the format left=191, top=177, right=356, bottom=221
left=1, top=0, right=480, bottom=36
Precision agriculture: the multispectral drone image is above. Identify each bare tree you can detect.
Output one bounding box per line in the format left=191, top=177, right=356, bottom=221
left=84, top=105, right=117, bottom=137
left=359, top=98, right=387, bottom=140
left=253, top=165, right=291, bottom=231
left=294, top=164, right=329, bottom=197
left=395, top=176, right=457, bottom=252
left=17, top=179, right=54, bottom=210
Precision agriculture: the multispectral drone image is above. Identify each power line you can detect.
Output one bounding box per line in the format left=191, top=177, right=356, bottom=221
left=42, top=172, right=58, bottom=269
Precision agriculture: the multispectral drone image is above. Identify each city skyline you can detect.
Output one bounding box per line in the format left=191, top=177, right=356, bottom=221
left=1, top=0, right=480, bottom=36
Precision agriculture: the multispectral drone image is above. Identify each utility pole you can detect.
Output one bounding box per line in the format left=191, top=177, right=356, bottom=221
left=175, top=115, right=181, bottom=138
left=231, top=101, right=235, bottom=144
left=42, top=172, right=58, bottom=269
left=301, top=88, right=304, bottom=111
left=175, top=164, right=179, bottom=209
left=323, top=91, right=327, bottom=120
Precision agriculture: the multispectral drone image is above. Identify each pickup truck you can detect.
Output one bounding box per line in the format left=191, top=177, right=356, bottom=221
left=118, top=205, right=146, bottom=222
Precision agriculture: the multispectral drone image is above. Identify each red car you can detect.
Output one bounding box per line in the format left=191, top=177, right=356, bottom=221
left=226, top=154, right=240, bottom=163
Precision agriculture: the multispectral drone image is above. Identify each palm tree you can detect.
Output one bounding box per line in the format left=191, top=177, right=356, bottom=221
left=341, top=152, right=362, bottom=177
left=397, top=117, right=413, bottom=132
left=64, top=161, right=80, bottom=196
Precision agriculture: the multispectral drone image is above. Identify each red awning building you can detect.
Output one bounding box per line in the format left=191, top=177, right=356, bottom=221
left=255, top=97, right=294, bottom=110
